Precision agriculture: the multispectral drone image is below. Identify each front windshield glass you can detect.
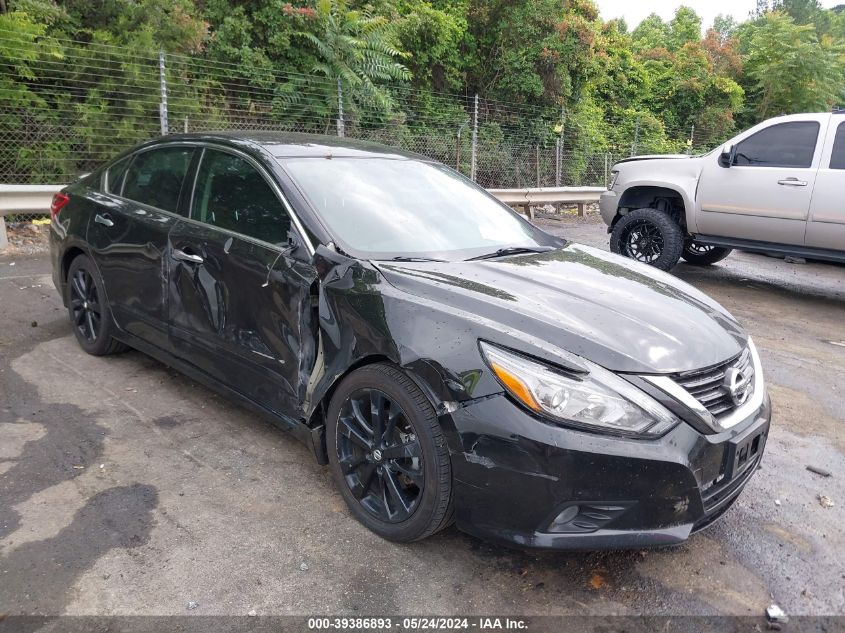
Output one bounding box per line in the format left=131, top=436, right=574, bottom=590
left=282, top=157, right=562, bottom=260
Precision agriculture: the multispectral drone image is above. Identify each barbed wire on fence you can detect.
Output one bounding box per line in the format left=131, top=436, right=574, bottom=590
left=0, top=29, right=732, bottom=190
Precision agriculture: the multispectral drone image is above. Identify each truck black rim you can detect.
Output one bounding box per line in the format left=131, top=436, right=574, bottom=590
left=622, top=220, right=664, bottom=264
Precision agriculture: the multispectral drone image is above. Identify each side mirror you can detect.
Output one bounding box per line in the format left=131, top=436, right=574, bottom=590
left=719, top=145, right=736, bottom=168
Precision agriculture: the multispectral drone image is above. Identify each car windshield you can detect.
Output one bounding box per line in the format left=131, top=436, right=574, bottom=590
left=282, top=157, right=562, bottom=260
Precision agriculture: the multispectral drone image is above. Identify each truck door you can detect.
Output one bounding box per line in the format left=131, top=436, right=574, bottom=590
left=804, top=117, right=845, bottom=251
left=695, top=117, right=827, bottom=246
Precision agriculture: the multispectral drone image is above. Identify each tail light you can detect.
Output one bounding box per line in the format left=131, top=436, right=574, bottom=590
left=50, top=193, right=70, bottom=220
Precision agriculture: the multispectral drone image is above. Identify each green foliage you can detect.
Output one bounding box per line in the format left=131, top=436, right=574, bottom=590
left=2, top=0, right=845, bottom=185
left=712, top=14, right=739, bottom=43
left=393, top=1, right=467, bottom=92
left=0, top=11, right=65, bottom=180
left=743, top=11, right=845, bottom=118
left=463, top=0, right=600, bottom=107
left=631, top=13, right=669, bottom=53
left=277, top=0, right=411, bottom=124
left=668, top=6, right=702, bottom=51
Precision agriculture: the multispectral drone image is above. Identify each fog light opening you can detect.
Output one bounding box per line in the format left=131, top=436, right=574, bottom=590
left=546, top=501, right=634, bottom=534
left=548, top=505, right=580, bottom=532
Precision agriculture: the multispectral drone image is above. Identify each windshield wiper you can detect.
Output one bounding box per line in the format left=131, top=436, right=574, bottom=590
left=465, top=246, right=554, bottom=261
left=382, top=256, right=449, bottom=263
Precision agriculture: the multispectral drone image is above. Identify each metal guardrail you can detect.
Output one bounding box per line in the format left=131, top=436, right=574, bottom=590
left=0, top=184, right=607, bottom=250
left=0, top=184, right=64, bottom=250
left=488, top=186, right=606, bottom=220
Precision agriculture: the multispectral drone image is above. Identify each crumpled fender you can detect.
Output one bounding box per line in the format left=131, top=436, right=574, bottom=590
left=302, top=246, right=536, bottom=459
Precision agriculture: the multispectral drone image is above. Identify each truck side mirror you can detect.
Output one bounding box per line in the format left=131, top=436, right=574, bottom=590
left=719, top=145, right=736, bottom=168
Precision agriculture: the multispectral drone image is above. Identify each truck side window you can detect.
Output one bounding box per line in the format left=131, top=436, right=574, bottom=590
left=734, top=121, right=820, bottom=169
left=830, top=123, right=845, bottom=170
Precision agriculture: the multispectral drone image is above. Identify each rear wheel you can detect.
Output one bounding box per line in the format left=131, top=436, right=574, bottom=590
left=681, top=242, right=732, bottom=266
left=326, top=364, right=453, bottom=542
left=610, top=207, right=684, bottom=271
left=66, top=254, right=128, bottom=356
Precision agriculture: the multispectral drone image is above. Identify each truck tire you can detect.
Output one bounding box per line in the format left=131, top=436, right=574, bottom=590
left=610, top=208, right=684, bottom=271
left=681, top=242, right=733, bottom=266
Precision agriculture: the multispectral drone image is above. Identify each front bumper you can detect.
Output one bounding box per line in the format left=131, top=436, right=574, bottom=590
left=599, top=190, right=619, bottom=228
left=446, top=392, right=770, bottom=550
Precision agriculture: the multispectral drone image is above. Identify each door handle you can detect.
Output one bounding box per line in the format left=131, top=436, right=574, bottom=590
left=777, top=178, right=808, bottom=187
left=94, top=213, right=114, bottom=227
left=173, top=248, right=204, bottom=264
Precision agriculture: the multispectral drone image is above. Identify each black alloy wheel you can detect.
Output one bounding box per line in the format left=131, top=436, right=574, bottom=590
left=336, top=388, right=424, bottom=523
left=610, top=207, right=684, bottom=271
left=65, top=254, right=128, bottom=356
left=70, top=267, right=101, bottom=343
left=620, top=219, right=665, bottom=264
left=326, top=363, right=453, bottom=542
left=681, top=241, right=733, bottom=266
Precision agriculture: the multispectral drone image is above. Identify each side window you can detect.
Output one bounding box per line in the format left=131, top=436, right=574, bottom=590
left=191, top=149, right=292, bottom=245
left=734, top=121, right=820, bottom=168
left=105, top=156, right=132, bottom=194
left=830, top=123, right=845, bottom=170
left=122, top=147, right=194, bottom=212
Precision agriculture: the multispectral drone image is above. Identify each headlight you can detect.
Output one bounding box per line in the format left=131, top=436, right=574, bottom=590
left=479, top=341, right=679, bottom=438
left=608, top=170, right=620, bottom=189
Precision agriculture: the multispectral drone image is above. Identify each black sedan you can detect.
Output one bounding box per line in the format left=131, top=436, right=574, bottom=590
left=49, top=133, right=770, bottom=549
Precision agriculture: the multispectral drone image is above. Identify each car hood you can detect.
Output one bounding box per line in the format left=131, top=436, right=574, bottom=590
left=615, top=154, right=692, bottom=164
left=375, top=244, right=746, bottom=374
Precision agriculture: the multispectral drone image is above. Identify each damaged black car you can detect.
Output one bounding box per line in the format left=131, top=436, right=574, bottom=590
left=50, top=133, right=770, bottom=550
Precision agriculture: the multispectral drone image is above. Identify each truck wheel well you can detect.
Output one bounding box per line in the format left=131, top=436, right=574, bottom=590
left=614, top=186, right=686, bottom=230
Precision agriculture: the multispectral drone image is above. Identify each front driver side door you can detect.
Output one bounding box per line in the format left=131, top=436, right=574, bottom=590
left=167, top=147, right=318, bottom=421
left=695, top=119, right=824, bottom=246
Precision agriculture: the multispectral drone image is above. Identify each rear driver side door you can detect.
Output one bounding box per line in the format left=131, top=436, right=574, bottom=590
left=805, top=119, right=845, bottom=251
left=88, top=145, right=195, bottom=351
left=167, top=147, right=318, bottom=421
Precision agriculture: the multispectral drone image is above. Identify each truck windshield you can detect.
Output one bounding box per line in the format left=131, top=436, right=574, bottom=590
left=282, top=157, right=562, bottom=261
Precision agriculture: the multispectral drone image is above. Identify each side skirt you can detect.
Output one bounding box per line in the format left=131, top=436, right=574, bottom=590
left=694, top=234, right=845, bottom=263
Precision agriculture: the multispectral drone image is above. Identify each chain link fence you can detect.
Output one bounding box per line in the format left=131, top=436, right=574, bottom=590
left=1, top=29, right=730, bottom=192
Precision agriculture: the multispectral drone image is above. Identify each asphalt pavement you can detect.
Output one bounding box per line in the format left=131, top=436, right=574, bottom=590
left=1, top=217, right=843, bottom=620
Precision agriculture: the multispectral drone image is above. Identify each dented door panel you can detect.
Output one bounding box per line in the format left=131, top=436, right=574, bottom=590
left=168, top=220, right=317, bottom=420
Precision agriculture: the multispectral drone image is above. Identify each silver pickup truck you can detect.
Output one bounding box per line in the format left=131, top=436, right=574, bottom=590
left=599, top=110, right=845, bottom=270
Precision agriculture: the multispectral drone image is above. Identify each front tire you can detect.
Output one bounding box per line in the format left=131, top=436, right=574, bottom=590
left=65, top=254, right=128, bottom=356
left=326, top=364, right=453, bottom=543
left=681, top=242, right=732, bottom=266
left=610, top=208, right=684, bottom=271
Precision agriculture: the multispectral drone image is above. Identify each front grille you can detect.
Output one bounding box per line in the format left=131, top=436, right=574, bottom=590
left=673, top=347, right=754, bottom=420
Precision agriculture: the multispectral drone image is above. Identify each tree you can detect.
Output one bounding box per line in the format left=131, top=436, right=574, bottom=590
left=712, top=14, right=739, bottom=43
left=703, top=27, right=743, bottom=78
left=393, top=1, right=467, bottom=92
left=668, top=6, right=702, bottom=51
left=631, top=13, right=669, bottom=52
left=743, top=11, right=845, bottom=118
left=462, top=0, right=600, bottom=109
left=277, top=0, right=411, bottom=128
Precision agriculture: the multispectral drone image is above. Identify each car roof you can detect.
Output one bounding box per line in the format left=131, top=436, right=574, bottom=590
left=154, top=131, right=431, bottom=161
